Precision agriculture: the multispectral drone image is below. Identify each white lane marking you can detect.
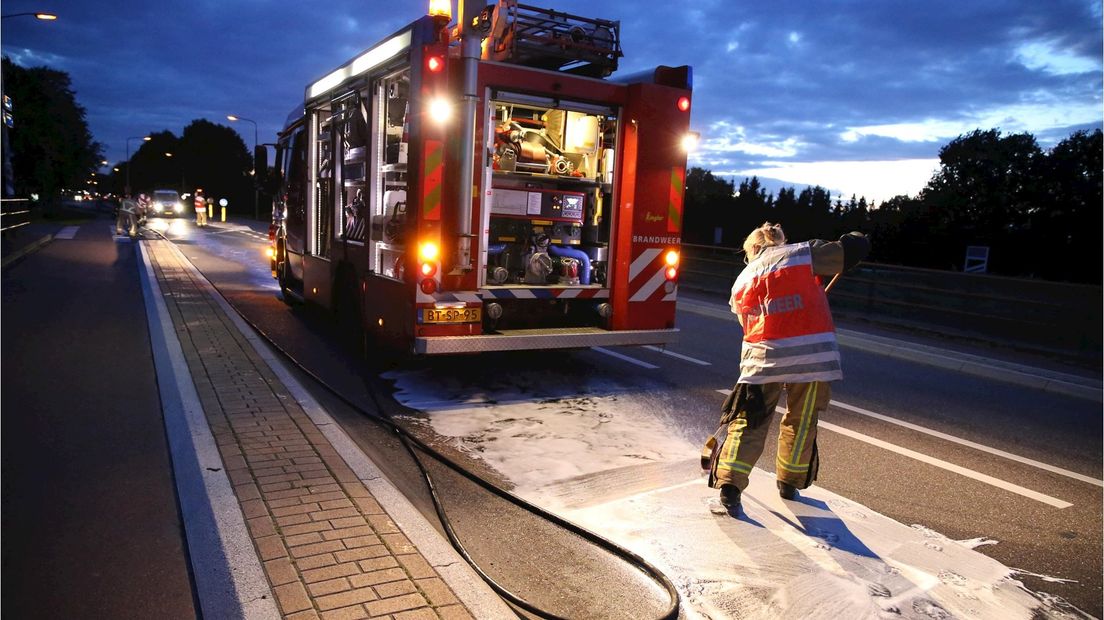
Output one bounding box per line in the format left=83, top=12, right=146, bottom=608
left=643, top=345, right=711, bottom=366
left=818, top=420, right=1072, bottom=509
left=592, top=347, right=659, bottom=369
left=714, top=389, right=1074, bottom=509
left=829, top=399, right=1104, bottom=488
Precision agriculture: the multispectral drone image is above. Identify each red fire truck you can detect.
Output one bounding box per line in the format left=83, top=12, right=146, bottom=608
left=269, top=0, right=695, bottom=354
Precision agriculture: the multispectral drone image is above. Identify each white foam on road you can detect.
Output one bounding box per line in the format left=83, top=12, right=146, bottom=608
left=388, top=370, right=694, bottom=491
left=385, top=368, right=1091, bottom=620
left=568, top=472, right=1058, bottom=620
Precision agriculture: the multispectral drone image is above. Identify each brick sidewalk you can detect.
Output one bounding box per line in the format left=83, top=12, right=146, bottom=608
left=144, top=239, right=481, bottom=620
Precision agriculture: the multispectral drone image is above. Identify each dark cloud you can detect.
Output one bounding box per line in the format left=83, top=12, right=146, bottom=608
left=1, top=0, right=1099, bottom=197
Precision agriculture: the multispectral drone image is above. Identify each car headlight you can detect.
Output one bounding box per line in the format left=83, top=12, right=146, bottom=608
left=175, top=202, right=184, bottom=213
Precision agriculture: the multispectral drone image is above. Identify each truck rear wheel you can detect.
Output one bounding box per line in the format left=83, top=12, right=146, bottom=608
left=277, top=241, right=298, bottom=305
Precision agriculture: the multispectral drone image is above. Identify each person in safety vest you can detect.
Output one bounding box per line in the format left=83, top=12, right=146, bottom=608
left=136, top=193, right=151, bottom=226
left=194, top=188, right=207, bottom=227
left=703, top=222, right=870, bottom=516
left=116, top=194, right=139, bottom=237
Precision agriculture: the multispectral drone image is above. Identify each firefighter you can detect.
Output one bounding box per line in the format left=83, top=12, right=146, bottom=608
left=116, top=194, right=139, bottom=237
left=136, top=192, right=151, bottom=225
left=705, top=222, right=870, bottom=515
left=194, top=188, right=207, bottom=227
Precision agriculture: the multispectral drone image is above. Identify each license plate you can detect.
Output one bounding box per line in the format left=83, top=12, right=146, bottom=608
left=422, top=307, right=481, bottom=324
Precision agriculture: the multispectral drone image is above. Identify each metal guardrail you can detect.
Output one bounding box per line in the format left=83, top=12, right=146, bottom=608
left=1, top=198, right=33, bottom=233
left=680, top=243, right=1103, bottom=362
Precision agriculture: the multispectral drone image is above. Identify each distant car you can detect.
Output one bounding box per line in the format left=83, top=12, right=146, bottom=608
left=151, top=189, right=185, bottom=216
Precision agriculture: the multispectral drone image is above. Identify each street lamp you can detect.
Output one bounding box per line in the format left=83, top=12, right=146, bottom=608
left=227, top=114, right=259, bottom=219
left=125, top=135, right=150, bottom=195
left=1, top=12, right=57, bottom=20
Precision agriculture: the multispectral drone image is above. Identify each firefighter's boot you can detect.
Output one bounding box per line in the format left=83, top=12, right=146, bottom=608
left=719, top=484, right=741, bottom=516
left=778, top=481, right=798, bottom=500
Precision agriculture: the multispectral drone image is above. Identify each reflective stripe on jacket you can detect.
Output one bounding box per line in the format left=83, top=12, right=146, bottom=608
left=730, top=242, right=842, bottom=384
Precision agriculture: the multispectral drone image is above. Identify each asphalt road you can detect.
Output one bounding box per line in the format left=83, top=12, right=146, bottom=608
left=1, top=217, right=198, bottom=619
left=673, top=295, right=1103, bottom=615
left=153, top=215, right=1102, bottom=618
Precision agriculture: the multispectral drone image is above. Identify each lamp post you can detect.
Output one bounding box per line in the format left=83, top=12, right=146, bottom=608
left=227, top=114, right=258, bottom=220
left=125, top=135, right=150, bottom=195
left=1, top=12, right=57, bottom=20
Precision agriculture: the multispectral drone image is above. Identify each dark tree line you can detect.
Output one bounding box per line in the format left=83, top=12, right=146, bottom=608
left=3, top=57, right=255, bottom=216
left=2, top=57, right=102, bottom=200
left=683, top=128, right=1102, bottom=284
left=110, top=120, right=254, bottom=216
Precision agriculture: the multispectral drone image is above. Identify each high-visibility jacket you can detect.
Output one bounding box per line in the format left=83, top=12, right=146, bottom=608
left=730, top=242, right=841, bottom=384
left=194, top=195, right=205, bottom=211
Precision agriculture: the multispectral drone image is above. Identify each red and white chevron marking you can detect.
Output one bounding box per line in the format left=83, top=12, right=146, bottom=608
left=628, top=248, right=677, bottom=303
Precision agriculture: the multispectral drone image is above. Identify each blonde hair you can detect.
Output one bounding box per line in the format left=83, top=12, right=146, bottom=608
left=742, top=222, right=786, bottom=262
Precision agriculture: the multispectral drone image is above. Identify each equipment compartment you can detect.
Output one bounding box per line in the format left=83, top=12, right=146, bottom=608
left=484, top=94, right=617, bottom=291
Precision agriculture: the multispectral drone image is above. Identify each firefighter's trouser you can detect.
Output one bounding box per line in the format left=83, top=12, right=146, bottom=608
left=116, top=209, right=137, bottom=237
left=195, top=208, right=207, bottom=226
left=713, top=381, right=831, bottom=491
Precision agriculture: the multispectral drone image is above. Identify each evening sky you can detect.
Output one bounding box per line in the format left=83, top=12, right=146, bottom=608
left=2, top=0, right=1100, bottom=201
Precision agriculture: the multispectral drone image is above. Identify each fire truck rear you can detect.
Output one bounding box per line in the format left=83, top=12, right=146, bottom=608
left=269, top=0, right=696, bottom=354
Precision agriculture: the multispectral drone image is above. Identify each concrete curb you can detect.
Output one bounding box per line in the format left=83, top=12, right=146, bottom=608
left=138, top=242, right=281, bottom=620
left=163, top=241, right=516, bottom=619
left=677, top=299, right=1102, bottom=403
left=1, top=233, right=54, bottom=270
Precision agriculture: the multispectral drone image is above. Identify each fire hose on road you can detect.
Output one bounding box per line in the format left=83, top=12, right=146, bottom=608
left=144, top=226, right=682, bottom=620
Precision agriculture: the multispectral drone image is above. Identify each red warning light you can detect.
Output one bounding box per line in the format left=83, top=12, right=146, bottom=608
left=427, top=55, right=444, bottom=73
left=677, top=96, right=691, bottom=112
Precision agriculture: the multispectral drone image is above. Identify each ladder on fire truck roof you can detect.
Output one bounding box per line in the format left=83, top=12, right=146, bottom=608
left=483, top=0, right=622, bottom=78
